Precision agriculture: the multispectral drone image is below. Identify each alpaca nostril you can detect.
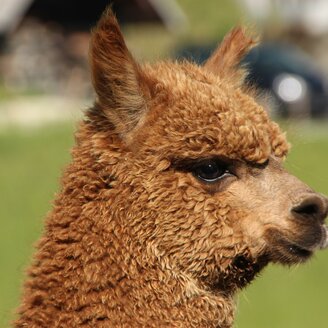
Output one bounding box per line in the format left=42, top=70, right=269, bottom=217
left=292, top=195, right=328, bottom=222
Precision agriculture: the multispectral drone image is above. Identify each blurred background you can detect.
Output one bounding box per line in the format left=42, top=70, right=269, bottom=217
left=1, top=0, right=328, bottom=327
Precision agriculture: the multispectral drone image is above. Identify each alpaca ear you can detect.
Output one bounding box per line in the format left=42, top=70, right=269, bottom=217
left=204, top=27, right=258, bottom=83
left=90, top=9, right=149, bottom=135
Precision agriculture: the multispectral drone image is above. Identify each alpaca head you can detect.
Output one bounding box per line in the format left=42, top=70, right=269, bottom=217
left=88, top=10, right=328, bottom=294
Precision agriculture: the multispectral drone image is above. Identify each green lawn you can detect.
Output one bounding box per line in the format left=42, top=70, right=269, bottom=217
left=123, top=0, right=242, bottom=61
left=1, top=121, right=328, bottom=327
left=0, top=124, right=74, bottom=326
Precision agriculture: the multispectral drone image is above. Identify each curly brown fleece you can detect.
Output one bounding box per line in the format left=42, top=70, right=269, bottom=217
left=15, top=9, right=328, bottom=328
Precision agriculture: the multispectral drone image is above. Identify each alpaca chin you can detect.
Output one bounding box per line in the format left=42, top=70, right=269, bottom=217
left=210, top=254, right=269, bottom=293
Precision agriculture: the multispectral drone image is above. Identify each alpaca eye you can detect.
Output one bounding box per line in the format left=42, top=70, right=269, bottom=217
left=193, top=160, right=231, bottom=183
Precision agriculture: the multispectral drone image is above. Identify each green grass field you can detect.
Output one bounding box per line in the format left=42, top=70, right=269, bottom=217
left=1, top=121, right=328, bottom=327
left=0, top=124, right=75, bottom=326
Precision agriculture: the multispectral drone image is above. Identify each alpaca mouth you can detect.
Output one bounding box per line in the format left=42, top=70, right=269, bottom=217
left=265, top=225, right=328, bottom=264
left=286, top=243, right=313, bottom=258
left=271, top=237, right=314, bottom=263
left=282, top=225, right=328, bottom=260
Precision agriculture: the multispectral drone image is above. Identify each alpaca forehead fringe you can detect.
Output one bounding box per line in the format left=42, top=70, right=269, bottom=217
left=133, top=62, right=289, bottom=163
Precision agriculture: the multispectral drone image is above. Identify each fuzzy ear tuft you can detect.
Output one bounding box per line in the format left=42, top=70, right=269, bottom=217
left=204, top=27, right=258, bottom=84
left=90, top=9, right=148, bottom=135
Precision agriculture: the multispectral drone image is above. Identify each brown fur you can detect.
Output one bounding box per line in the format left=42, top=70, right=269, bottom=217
left=15, top=10, right=328, bottom=328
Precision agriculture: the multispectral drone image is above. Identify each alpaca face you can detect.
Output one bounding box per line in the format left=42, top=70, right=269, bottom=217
left=89, top=11, right=328, bottom=293
left=119, top=69, right=328, bottom=292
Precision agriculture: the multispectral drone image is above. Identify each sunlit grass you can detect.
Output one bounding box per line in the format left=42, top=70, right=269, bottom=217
left=0, top=124, right=75, bottom=326
left=124, top=0, right=242, bottom=62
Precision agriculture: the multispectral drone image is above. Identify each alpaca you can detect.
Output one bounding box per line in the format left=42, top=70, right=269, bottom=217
left=15, top=10, right=328, bottom=328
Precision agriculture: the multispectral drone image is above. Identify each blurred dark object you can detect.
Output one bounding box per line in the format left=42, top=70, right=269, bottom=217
left=243, top=43, right=328, bottom=119
left=176, top=42, right=328, bottom=119
left=238, top=0, right=328, bottom=37
left=0, top=0, right=186, bottom=37
left=0, top=0, right=186, bottom=96
left=27, top=0, right=162, bottom=29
